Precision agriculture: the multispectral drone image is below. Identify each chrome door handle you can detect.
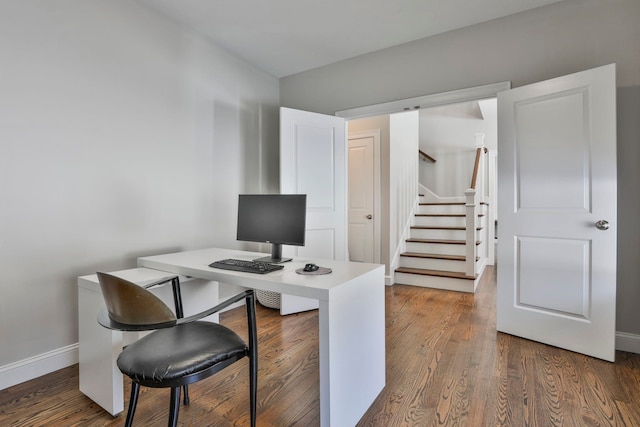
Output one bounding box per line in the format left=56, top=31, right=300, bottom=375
left=595, top=220, right=610, bottom=230
left=366, top=214, right=373, bottom=220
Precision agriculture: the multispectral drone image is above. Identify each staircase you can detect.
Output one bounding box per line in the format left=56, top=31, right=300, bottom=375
left=394, top=195, right=488, bottom=293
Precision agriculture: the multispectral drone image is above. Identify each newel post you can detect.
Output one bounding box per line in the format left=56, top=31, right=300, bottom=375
left=464, top=188, right=478, bottom=277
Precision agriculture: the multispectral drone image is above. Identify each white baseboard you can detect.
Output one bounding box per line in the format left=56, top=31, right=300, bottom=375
left=0, top=344, right=78, bottom=390
left=616, top=331, right=640, bottom=354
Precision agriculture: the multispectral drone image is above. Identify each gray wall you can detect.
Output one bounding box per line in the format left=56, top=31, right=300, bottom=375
left=281, top=0, right=640, bottom=335
left=0, top=1, right=279, bottom=371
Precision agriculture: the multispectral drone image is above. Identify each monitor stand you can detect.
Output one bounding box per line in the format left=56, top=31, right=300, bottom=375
left=253, top=243, right=291, bottom=264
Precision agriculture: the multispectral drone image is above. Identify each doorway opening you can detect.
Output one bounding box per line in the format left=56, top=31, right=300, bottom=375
left=338, top=82, right=508, bottom=277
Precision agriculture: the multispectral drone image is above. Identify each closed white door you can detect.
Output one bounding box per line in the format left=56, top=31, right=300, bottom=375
left=348, top=131, right=379, bottom=263
left=497, top=64, right=617, bottom=361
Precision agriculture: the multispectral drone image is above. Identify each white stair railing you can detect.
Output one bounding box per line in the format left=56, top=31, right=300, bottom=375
left=464, top=188, right=479, bottom=277
left=465, top=141, right=488, bottom=277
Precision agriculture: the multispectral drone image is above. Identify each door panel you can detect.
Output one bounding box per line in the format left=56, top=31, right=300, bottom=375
left=298, top=229, right=335, bottom=260
left=516, top=89, right=591, bottom=210
left=296, top=125, right=336, bottom=208
left=517, top=236, right=590, bottom=317
left=497, top=64, right=617, bottom=361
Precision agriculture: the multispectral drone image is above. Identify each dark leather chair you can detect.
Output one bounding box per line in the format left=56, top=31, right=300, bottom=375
left=96, top=272, right=257, bottom=427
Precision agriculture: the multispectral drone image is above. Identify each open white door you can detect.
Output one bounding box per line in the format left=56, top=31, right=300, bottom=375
left=497, top=64, right=617, bottom=361
left=279, top=107, right=347, bottom=314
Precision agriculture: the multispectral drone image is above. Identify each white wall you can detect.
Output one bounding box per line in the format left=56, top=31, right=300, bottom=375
left=0, top=0, right=279, bottom=381
left=389, top=111, right=419, bottom=267
left=419, top=99, right=497, bottom=197
left=280, top=0, right=640, bottom=336
left=420, top=149, right=476, bottom=197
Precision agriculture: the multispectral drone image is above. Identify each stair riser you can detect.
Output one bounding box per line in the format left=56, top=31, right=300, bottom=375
left=394, top=272, right=478, bottom=293
left=410, top=228, right=480, bottom=240
left=417, top=204, right=465, bottom=215
left=413, top=216, right=486, bottom=228
left=417, top=203, right=487, bottom=213
left=413, top=216, right=465, bottom=227
left=399, top=256, right=482, bottom=271
left=399, top=257, right=466, bottom=272
left=405, top=242, right=466, bottom=256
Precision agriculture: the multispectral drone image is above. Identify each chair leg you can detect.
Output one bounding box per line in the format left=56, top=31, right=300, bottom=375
left=182, top=385, right=190, bottom=405
left=124, top=382, right=140, bottom=427
left=246, top=291, right=258, bottom=427
left=249, top=353, right=257, bottom=427
left=168, top=387, right=181, bottom=427
left=171, top=277, right=190, bottom=407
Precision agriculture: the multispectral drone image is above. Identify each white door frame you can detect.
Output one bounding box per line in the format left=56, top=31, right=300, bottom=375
left=348, top=129, right=381, bottom=263
left=336, top=82, right=509, bottom=273
left=336, top=82, right=511, bottom=119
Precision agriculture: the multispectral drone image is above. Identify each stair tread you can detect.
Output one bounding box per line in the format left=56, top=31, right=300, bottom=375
left=415, top=213, right=486, bottom=217
left=418, top=201, right=489, bottom=206
left=406, top=238, right=481, bottom=245
left=395, top=267, right=477, bottom=280
left=419, top=202, right=465, bottom=206
left=411, top=226, right=483, bottom=230
left=401, top=252, right=480, bottom=261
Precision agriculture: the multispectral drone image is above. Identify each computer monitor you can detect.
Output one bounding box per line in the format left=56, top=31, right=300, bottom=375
left=237, top=194, right=307, bottom=263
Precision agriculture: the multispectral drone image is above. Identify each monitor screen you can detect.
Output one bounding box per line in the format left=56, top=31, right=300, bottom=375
left=237, top=194, right=307, bottom=263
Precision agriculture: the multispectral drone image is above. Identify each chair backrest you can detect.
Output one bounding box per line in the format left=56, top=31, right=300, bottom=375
left=97, top=272, right=177, bottom=326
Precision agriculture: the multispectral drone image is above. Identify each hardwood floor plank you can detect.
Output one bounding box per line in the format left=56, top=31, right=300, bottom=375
left=3, top=266, right=640, bottom=426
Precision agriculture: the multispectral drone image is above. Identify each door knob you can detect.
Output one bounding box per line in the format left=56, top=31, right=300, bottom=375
left=366, top=214, right=373, bottom=220
left=595, top=220, right=610, bottom=230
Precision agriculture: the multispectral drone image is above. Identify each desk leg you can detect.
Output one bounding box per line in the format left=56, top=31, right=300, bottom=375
left=318, top=267, right=385, bottom=427
left=78, top=284, right=124, bottom=416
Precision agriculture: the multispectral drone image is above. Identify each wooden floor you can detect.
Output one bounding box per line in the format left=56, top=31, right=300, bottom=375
left=3, top=266, right=640, bottom=426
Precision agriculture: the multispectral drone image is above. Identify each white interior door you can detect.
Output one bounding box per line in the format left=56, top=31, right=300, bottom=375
left=348, top=131, right=379, bottom=263
left=279, top=107, right=347, bottom=314
left=497, top=64, right=617, bottom=361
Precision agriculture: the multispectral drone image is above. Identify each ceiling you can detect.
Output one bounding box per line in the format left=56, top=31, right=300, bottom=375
left=136, top=0, right=564, bottom=78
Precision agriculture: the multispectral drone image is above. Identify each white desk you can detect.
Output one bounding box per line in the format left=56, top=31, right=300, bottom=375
left=79, top=248, right=386, bottom=427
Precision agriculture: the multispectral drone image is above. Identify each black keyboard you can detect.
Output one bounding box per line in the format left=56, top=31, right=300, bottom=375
left=208, top=259, right=284, bottom=274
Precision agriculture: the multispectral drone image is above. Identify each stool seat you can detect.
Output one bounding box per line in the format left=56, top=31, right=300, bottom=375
left=117, top=322, right=247, bottom=387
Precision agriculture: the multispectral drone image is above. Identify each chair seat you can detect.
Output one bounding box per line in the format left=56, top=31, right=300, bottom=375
left=117, top=321, right=248, bottom=386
